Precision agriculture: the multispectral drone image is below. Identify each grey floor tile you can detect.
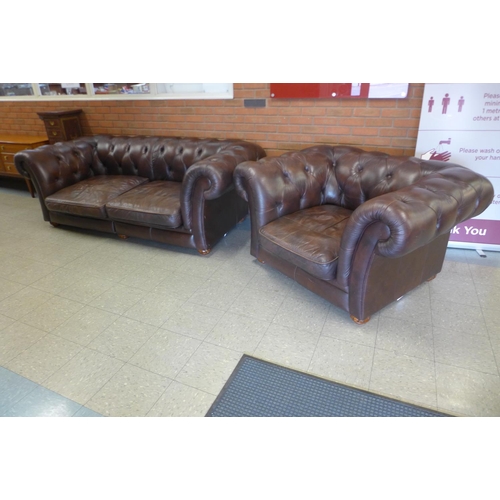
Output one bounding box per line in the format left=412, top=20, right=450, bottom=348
left=436, top=363, right=500, bottom=417
left=2, top=259, right=59, bottom=286
left=119, top=264, right=173, bottom=292
left=0, top=313, right=16, bottom=332
left=229, top=287, right=286, bottom=322
left=321, top=307, right=379, bottom=347
left=379, top=284, right=432, bottom=326
left=0, top=277, right=25, bottom=302
left=42, top=348, right=124, bottom=405
left=128, top=329, right=201, bottom=379
left=153, top=272, right=208, bottom=301
left=175, top=342, right=243, bottom=395
left=88, top=317, right=159, bottom=362
left=65, top=255, right=140, bottom=283
left=272, top=295, right=330, bottom=334
left=161, top=302, right=224, bottom=341
left=20, top=296, right=84, bottom=333
left=0, top=254, right=27, bottom=279
left=148, top=250, right=191, bottom=271
left=0, top=321, right=47, bottom=365
left=123, top=293, right=185, bottom=327
left=475, top=284, right=500, bottom=311
left=18, top=241, right=89, bottom=267
left=247, top=265, right=296, bottom=294
left=370, top=349, right=438, bottom=409
left=5, top=333, right=83, bottom=384
left=0, top=286, right=54, bottom=321
left=187, top=279, right=245, bottom=311
left=469, top=263, right=500, bottom=287
left=433, top=327, right=498, bottom=375
left=58, top=275, right=116, bottom=304
left=206, top=311, right=270, bottom=353
left=73, top=406, right=104, bottom=417
left=482, top=306, right=500, bottom=343
left=429, top=273, right=480, bottom=307
left=439, top=258, right=472, bottom=278
left=209, top=260, right=259, bottom=287
left=2, top=385, right=82, bottom=417
left=86, top=364, right=172, bottom=417
left=51, top=306, right=120, bottom=346
left=88, top=284, right=146, bottom=315
left=147, top=381, right=215, bottom=417
left=0, top=367, right=38, bottom=415
left=431, top=300, right=488, bottom=335
left=490, top=339, right=500, bottom=372
left=254, top=323, right=320, bottom=372
left=30, top=268, right=89, bottom=295
left=308, top=336, right=374, bottom=389
left=376, top=316, right=434, bottom=361
left=175, top=255, right=224, bottom=280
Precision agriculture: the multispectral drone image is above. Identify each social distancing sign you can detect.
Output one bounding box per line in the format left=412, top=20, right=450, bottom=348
left=415, top=83, right=500, bottom=251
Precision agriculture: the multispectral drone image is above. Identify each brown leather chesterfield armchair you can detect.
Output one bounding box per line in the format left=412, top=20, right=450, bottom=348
left=234, top=145, right=494, bottom=323
left=15, top=135, right=265, bottom=254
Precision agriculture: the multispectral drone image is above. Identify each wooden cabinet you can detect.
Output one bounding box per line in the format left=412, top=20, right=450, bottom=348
left=37, top=109, right=83, bottom=144
left=0, top=135, right=49, bottom=197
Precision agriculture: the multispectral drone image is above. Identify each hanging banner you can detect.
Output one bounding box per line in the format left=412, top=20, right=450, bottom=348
left=415, top=83, right=500, bottom=251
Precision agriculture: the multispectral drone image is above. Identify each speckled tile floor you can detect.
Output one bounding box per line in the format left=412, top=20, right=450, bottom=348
left=1, top=179, right=500, bottom=417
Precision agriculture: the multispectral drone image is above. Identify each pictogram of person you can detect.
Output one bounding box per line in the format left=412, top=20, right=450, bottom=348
left=428, top=96, right=435, bottom=112
left=441, top=94, right=451, bottom=115
left=442, top=93, right=450, bottom=114
left=458, top=96, right=465, bottom=112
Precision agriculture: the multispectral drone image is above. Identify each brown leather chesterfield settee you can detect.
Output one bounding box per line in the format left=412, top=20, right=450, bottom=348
left=234, top=145, right=494, bottom=324
left=15, top=135, right=265, bottom=254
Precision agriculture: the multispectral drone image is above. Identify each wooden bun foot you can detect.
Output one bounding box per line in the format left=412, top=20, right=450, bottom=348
left=118, top=234, right=128, bottom=240
left=426, top=275, right=436, bottom=282
left=198, top=248, right=211, bottom=255
left=350, top=315, right=370, bottom=325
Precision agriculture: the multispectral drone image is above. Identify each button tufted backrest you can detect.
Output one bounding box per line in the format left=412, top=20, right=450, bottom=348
left=151, top=137, right=235, bottom=181
left=245, top=145, right=478, bottom=213
left=333, top=151, right=429, bottom=210
left=81, top=135, right=253, bottom=181
left=235, top=144, right=496, bottom=242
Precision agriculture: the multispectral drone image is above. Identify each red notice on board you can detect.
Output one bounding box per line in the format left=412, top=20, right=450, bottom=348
left=270, top=84, right=409, bottom=99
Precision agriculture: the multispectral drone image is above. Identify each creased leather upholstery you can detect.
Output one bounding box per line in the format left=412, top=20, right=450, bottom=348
left=259, top=205, right=352, bottom=281
left=105, top=181, right=183, bottom=228
left=45, top=175, right=149, bottom=219
left=15, top=135, right=265, bottom=253
left=234, top=145, right=494, bottom=322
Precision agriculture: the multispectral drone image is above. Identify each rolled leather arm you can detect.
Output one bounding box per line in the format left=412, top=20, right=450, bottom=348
left=340, top=167, right=494, bottom=260
left=14, top=141, right=95, bottom=200
left=181, top=143, right=265, bottom=230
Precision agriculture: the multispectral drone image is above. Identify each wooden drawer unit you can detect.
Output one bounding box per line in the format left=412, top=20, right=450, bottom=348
left=37, top=109, right=83, bottom=144
left=0, top=134, right=49, bottom=197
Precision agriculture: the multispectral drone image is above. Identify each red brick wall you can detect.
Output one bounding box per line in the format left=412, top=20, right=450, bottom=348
left=0, top=83, right=424, bottom=156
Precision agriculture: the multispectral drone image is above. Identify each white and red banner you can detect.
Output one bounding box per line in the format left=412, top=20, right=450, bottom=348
left=415, top=83, right=500, bottom=251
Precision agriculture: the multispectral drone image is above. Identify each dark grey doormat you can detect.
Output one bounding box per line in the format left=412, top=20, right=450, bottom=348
left=206, top=355, right=451, bottom=417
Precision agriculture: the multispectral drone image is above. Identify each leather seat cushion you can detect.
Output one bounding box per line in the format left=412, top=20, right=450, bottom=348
left=45, top=175, right=149, bottom=219
left=105, top=180, right=183, bottom=228
left=259, top=205, right=352, bottom=281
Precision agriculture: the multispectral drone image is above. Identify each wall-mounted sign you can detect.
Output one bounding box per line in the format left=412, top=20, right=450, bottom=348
left=415, top=83, right=500, bottom=251
left=270, top=83, right=409, bottom=99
